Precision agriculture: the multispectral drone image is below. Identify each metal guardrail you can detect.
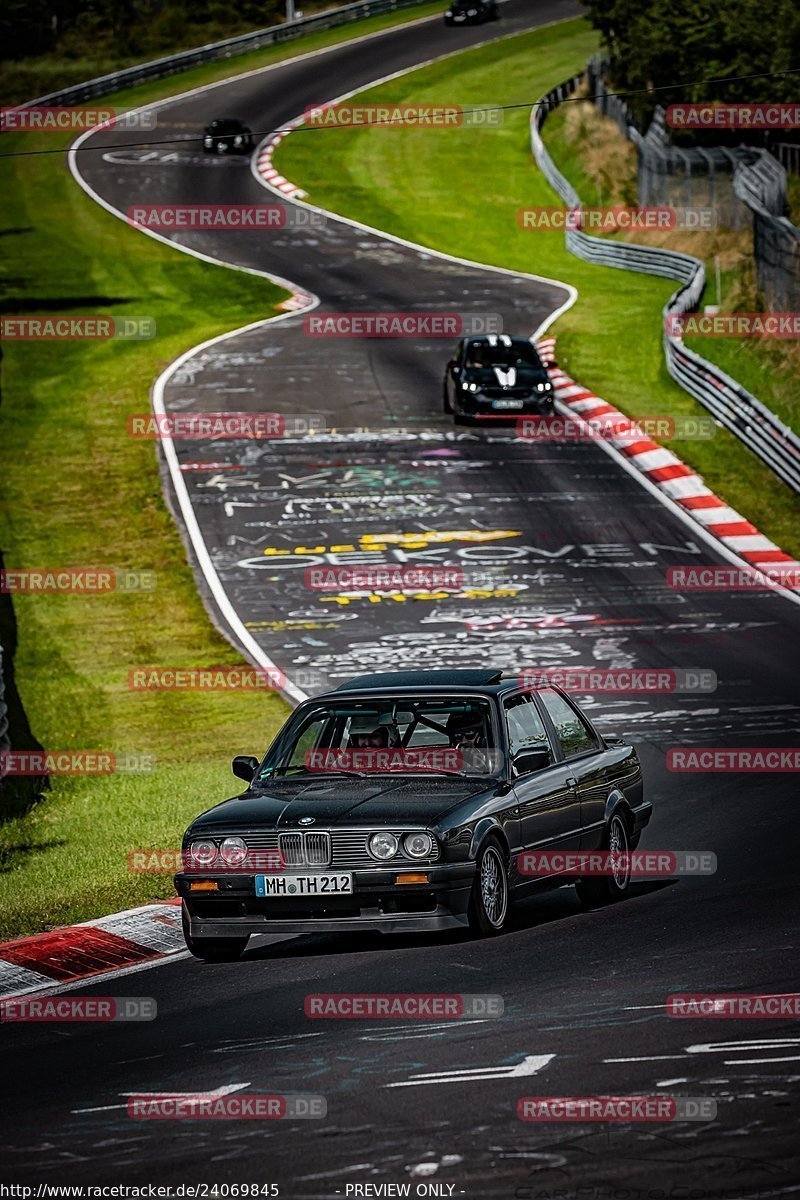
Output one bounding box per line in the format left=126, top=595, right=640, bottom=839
left=19, top=0, right=431, bottom=109
left=530, top=77, right=800, bottom=494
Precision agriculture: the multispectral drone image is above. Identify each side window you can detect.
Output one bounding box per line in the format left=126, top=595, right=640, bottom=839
left=504, top=694, right=552, bottom=764
left=538, top=689, right=597, bottom=759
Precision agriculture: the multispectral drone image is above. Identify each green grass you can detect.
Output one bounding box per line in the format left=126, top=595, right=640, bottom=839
left=0, top=136, right=293, bottom=935
left=275, top=15, right=800, bottom=557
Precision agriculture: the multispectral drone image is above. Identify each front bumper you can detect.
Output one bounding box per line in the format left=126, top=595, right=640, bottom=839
left=454, top=393, right=554, bottom=419
left=175, top=862, right=475, bottom=937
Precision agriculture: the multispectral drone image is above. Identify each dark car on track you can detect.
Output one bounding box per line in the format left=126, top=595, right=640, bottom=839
left=203, top=117, right=254, bottom=154
left=175, top=669, right=650, bottom=959
left=443, top=334, right=554, bottom=422
left=444, top=0, right=498, bottom=24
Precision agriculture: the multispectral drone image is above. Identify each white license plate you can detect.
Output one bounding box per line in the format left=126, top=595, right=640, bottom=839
left=256, top=873, right=353, bottom=897
left=493, top=398, right=524, bottom=410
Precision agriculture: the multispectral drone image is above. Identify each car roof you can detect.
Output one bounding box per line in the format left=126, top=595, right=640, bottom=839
left=316, top=669, right=518, bottom=698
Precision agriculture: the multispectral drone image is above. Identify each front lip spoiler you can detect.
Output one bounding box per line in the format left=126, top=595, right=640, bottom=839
left=186, top=909, right=470, bottom=936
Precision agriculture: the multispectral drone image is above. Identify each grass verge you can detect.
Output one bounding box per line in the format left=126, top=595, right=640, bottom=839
left=275, top=15, right=800, bottom=556
left=0, top=140, right=293, bottom=936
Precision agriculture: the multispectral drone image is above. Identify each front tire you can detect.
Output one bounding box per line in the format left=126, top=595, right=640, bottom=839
left=576, top=811, right=632, bottom=906
left=182, top=904, right=249, bottom=961
left=468, top=836, right=511, bottom=936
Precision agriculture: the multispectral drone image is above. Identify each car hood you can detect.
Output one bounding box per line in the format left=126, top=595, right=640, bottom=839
left=188, top=776, right=493, bottom=833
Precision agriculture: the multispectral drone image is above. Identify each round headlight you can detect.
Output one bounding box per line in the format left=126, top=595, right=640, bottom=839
left=234, top=135, right=243, bottom=145
left=189, top=838, right=218, bottom=866
left=220, top=836, right=247, bottom=867
left=404, top=832, right=433, bottom=859
left=369, top=832, right=399, bottom=860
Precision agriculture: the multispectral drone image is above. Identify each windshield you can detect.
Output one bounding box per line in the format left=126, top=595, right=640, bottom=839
left=258, top=695, right=499, bottom=781
left=465, top=340, right=543, bottom=370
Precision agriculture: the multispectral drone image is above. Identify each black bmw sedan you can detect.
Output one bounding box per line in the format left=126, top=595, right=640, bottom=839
left=202, top=117, right=254, bottom=154
left=443, top=335, right=555, bottom=422
left=444, top=0, right=499, bottom=24
left=175, top=669, right=650, bottom=959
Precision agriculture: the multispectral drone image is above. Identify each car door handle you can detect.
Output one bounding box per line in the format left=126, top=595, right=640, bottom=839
left=566, top=776, right=578, bottom=789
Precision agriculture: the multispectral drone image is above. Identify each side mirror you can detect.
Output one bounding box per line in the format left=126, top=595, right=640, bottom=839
left=232, top=754, right=259, bottom=783
left=603, top=733, right=624, bottom=747
left=449, top=362, right=460, bottom=374
left=512, top=747, right=551, bottom=776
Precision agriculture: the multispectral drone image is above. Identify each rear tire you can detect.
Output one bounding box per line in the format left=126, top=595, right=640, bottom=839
left=182, top=904, right=249, bottom=961
left=468, top=836, right=511, bottom=936
left=576, top=811, right=632, bottom=906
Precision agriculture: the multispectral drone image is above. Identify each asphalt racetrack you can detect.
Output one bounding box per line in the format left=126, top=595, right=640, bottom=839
left=3, top=1, right=800, bottom=1192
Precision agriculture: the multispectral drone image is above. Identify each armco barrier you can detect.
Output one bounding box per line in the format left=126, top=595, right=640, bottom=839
left=16, top=0, right=430, bottom=109
left=530, top=77, right=800, bottom=494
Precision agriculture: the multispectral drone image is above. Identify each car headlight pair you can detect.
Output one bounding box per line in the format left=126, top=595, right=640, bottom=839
left=189, top=836, right=246, bottom=867
left=537, top=382, right=552, bottom=392
left=369, top=832, right=433, bottom=860
left=462, top=381, right=479, bottom=392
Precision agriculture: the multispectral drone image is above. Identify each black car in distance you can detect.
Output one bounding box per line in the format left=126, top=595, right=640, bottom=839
left=175, top=670, right=650, bottom=960
left=203, top=117, right=254, bottom=154
left=443, top=334, right=555, bottom=422
left=444, top=0, right=499, bottom=24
